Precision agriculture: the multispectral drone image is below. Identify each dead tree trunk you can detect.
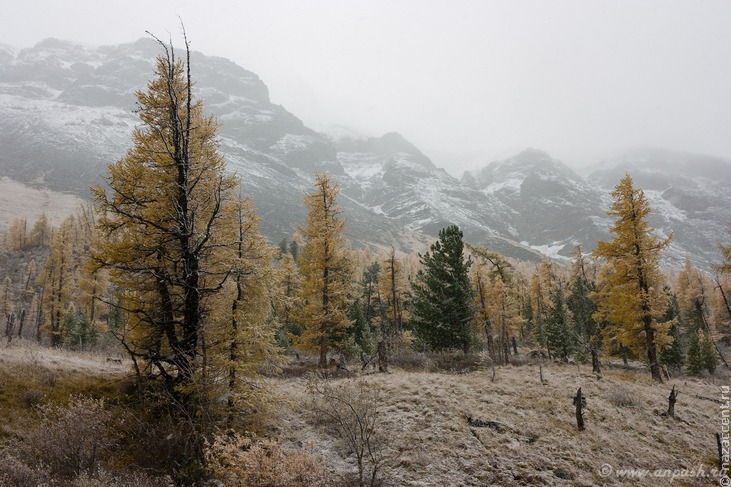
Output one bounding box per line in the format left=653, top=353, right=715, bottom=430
left=377, top=340, right=388, bottom=372
left=5, top=313, right=15, bottom=345
left=16, top=308, right=26, bottom=338
left=590, top=347, right=601, bottom=375
left=573, top=387, right=586, bottom=431
left=667, top=385, right=678, bottom=418
left=511, top=336, right=518, bottom=355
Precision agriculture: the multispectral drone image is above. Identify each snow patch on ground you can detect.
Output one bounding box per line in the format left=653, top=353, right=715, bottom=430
left=0, top=177, right=87, bottom=231
left=644, top=190, right=687, bottom=222
left=483, top=177, right=522, bottom=194
left=520, top=241, right=570, bottom=260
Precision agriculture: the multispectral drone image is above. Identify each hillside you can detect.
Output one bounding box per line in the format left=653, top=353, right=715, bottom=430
left=0, top=341, right=726, bottom=486
left=0, top=177, right=85, bottom=231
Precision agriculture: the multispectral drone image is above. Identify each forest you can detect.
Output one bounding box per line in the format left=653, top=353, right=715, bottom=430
left=1, top=37, right=730, bottom=487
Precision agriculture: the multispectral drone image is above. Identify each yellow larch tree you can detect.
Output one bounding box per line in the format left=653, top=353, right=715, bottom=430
left=38, top=215, right=77, bottom=346
left=91, top=36, right=250, bottom=390
left=593, top=174, right=672, bottom=382
left=375, top=247, right=408, bottom=370
left=293, top=173, right=353, bottom=368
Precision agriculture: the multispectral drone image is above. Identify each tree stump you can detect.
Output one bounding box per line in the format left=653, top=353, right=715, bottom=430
left=573, top=387, right=586, bottom=431
left=667, top=385, right=678, bottom=418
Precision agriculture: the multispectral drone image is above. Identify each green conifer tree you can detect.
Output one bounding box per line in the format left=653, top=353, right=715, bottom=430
left=545, top=285, right=574, bottom=361
left=410, top=225, right=475, bottom=353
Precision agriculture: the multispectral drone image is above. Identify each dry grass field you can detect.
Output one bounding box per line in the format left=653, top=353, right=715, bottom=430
left=0, top=340, right=727, bottom=486
left=273, top=360, right=728, bottom=486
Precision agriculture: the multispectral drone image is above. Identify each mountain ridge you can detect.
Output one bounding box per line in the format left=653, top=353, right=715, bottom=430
left=1, top=38, right=729, bottom=269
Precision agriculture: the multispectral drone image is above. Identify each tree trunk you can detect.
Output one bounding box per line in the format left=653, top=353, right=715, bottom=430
left=573, top=387, right=585, bottom=431
left=35, top=288, right=44, bottom=343
left=511, top=336, right=518, bottom=355
left=5, top=313, right=15, bottom=345
left=476, top=271, right=496, bottom=362
left=501, top=300, right=510, bottom=365
left=377, top=340, right=388, bottom=372
left=16, top=308, right=25, bottom=338
left=590, top=347, right=601, bottom=375
left=667, top=385, right=678, bottom=418
left=643, top=308, right=663, bottom=382
left=716, top=280, right=731, bottom=325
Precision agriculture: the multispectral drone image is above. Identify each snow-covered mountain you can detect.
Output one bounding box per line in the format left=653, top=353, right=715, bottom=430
left=462, top=148, right=610, bottom=259
left=1, top=39, right=729, bottom=269
left=586, top=148, right=731, bottom=268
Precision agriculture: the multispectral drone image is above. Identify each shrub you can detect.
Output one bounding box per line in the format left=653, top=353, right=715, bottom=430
left=205, top=434, right=336, bottom=486
left=19, top=395, right=117, bottom=479
left=607, top=387, right=639, bottom=408
left=307, top=375, right=389, bottom=487
left=0, top=452, right=52, bottom=487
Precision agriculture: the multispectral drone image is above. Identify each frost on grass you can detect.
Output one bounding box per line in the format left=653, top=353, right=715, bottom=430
left=274, top=364, right=726, bottom=486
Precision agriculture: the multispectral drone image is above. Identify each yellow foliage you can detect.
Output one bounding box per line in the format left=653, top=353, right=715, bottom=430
left=292, top=174, right=352, bottom=367
left=593, top=174, right=671, bottom=380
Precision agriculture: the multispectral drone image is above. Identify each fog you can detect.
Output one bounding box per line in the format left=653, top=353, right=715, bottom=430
left=2, top=0, right=730, bottom=175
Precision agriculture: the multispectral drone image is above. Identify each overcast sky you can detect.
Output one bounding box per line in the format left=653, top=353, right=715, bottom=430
left=2, top=0, right=731, bottom=175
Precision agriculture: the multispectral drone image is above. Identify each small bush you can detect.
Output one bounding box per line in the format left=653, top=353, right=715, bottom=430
left=22, top=389, right=43, bottom=409
left=0, top=452, right=52, bottom=487
left=307, top=375, right=389, bottom=487
left=19, top=395, right=117, bottom=479
left=607, top=387, right=639, bottom=408
left=206, top=434, right=336, bottom=487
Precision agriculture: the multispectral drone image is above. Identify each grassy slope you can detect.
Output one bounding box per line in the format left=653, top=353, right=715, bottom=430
left=0, top=341, right=726, bottom=486
left=0, top=340, right=128, bottom=439
left=274, top=363, right=726, bottom=486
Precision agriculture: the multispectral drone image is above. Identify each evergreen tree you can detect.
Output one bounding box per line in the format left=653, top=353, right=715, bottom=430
left=567, top=247, right=601, bottom=367
left=64, top=309, right=99, bottom=351
left=677, top=257, right=723, bottom=373
left=347, top=297, right=374, bottom=358
left=657, top=288, right=684, bottom=369
left=410, top=225, right=475, bottom=353
left=593, top=174, right=672, bottom=382
left=276, top=252, right=302, bottom=349
left=293, top=173, right=352, bottom=367
left=545, top=285, right=574, bottom=361
left=686, top=327, right=717, bottom=375
left=531, top=258, right=558, bottom=355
